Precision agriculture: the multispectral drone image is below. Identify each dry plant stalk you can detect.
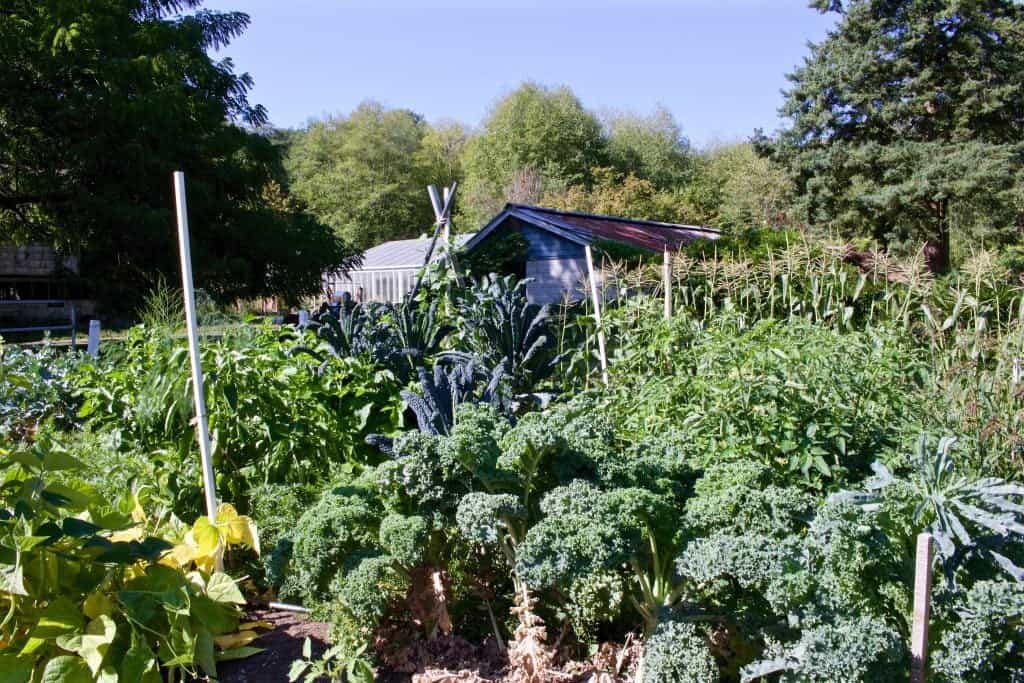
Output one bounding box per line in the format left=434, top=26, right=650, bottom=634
left=507, top=583, right=570, bottom=683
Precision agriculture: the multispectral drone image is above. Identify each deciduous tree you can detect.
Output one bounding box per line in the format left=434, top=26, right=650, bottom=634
left=460, top=83, right=606, bottom=226
left=0, top=0, right=350, bottom=308
left=285, top=102, right=437, bottom=250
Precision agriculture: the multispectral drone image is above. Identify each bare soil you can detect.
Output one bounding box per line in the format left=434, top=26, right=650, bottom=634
left=219, top=610, right=639, bottom=683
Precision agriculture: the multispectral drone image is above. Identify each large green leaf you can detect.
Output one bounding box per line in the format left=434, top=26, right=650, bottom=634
left=56, top=615, right=116, bottom=676
left=40, top=656, right=92, bottom=683
left=120, top=643, right=161, bottom=683
left=29, top=597, right=85, bottom=640
left=0, top=653, right=33, bottom=683
left=206, top=572, right=245, bottom=605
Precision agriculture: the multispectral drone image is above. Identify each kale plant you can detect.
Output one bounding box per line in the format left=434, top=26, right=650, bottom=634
left=401, top=359, right=508, bottom=436
left=740, top=614, right=906, bottom=683
left=931, top=580, right=1024, bottom=682
left=451, top=274, right=559, bottom=396
left=831, top=435, right=1024, bottom=582
left=515, top=480, right=688, bottom=635
left=642, top=619, right=718, bottom=683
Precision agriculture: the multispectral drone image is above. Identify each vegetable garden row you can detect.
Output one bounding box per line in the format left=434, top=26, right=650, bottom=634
left=1, top=239, right=1022, bottom=682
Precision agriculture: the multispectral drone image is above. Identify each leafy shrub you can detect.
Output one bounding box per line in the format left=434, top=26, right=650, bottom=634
left=610, top=318, right=925, bottom=485
left=75, top=324, right=403, bottom=514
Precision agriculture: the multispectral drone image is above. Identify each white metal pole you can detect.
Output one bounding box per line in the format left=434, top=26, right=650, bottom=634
left=173, top=172, right=219, bottom=524
left=584, top=245, right=609, bottom=386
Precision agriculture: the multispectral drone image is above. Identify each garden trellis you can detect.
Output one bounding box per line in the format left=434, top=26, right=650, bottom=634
left=410, top=182, right=459, bottom=301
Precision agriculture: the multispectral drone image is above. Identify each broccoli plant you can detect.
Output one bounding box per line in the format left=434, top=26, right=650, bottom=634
left=830, top=435, right=1024, bottom=582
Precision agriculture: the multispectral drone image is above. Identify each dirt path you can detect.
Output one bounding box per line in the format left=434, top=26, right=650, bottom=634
left=218, top=609, right=330, bottom=683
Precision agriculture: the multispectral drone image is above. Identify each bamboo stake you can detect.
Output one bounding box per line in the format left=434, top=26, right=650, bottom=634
left=584, top=245, right=608, bottom=386
left=173, top=172, right=219, bottom=525
left=910, top=532, right=934, bottom=683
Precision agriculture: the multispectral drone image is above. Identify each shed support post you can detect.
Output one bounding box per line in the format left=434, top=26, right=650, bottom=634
left=69, top=304, right=77, bottom=350
left=584, top=245, right=608, bottom=386
left=663, top=246, right=672, bottom=320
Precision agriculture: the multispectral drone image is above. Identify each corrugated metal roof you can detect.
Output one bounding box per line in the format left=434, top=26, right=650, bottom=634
left=359, top=233, right=475, bottom=270
left=464, top=204, right=720, bottom=254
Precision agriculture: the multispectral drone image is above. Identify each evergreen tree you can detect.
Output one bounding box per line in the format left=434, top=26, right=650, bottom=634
left=769, top=0, right=1024, bottom=271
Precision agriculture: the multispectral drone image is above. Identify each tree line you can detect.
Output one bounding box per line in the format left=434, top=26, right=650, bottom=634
left=272, top=0, right=1024, bottom=275
left=2, top=0, right=1022, bottom=315
left=280, top=87, right=793, bottom=251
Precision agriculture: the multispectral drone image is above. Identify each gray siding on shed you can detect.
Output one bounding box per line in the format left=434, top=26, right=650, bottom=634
left=526, top=257, right=589, bottom=304
left=520, top=222, right=585, bottom=261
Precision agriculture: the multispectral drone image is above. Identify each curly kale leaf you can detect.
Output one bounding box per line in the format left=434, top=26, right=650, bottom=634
left=740, top=614, right=905, bottom=683
left=677, top=532, right=812, bottom=617
left=282, top=483, right=382, bottom=604
left=515, top=482, right=633, bottom=590
left=456, top=492, right=525, bottom=546
left=379, top=513, right=429, bottom=568
left=685, top=460, right=815, bottom=538
left=931, top=580, right=1024, bottom=683
left=328, top=552, right=410, bottom=649
left=642, top=620, right=718, bottom=683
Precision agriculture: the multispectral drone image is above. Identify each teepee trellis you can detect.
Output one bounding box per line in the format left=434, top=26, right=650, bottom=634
left=410, top=182, right=461, bottom=301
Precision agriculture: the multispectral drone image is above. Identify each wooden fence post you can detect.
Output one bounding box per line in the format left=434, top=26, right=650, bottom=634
left=911, top=532, right=934, bottom=683
left=87, top=320, right=101, bottom=358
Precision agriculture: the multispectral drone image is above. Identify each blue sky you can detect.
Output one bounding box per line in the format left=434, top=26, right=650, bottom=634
left=215, top=1, right=837, bottom=147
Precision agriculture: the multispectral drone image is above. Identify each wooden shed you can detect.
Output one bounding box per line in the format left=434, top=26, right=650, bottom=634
left=462, top=204, right=720, bottom=303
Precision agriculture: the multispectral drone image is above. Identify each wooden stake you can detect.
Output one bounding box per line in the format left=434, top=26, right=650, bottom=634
left=911, top=532, right=933, bottom=683
left=584, top=245, right=608, bottom=386
left=173, top=172, right=220, bottom=526
left=663, top=246, right=672, bottom=320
